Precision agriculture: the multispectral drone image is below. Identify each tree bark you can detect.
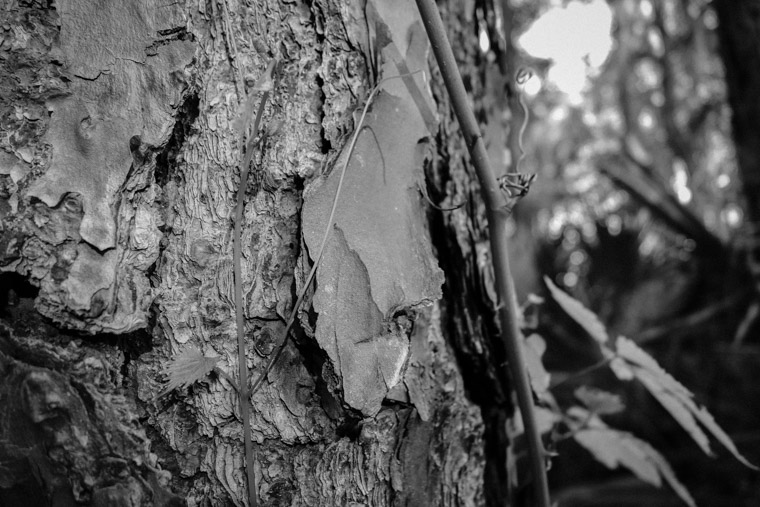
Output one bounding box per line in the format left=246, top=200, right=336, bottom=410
left=1, top=1, right=497, bottom=505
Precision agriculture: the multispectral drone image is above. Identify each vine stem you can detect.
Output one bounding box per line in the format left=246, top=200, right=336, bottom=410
left=413, top=1, right=551, bottom=505
left=234, top=88, right=269, bottom=507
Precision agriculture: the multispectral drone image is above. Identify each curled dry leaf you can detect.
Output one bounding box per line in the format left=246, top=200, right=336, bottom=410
left=157, top=348, right=222, bottom=399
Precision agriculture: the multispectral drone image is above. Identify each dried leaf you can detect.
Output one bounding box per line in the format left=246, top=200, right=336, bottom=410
left=544, top=276, right=609, bottom=344
left=574, top=386, right=625, bottom=415
left=569, top=407, right=696, bottom=507
left=302, top=0, right=442, bottom=416
left=158, top=348, right=222, bottom=398
left=616, top=336, right=758, bottom=470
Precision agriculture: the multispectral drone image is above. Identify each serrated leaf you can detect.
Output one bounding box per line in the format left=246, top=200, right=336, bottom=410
left=523, top=334, right=551, bottom=398
left=544, top=276, right=609, bottom=344
left=158, top=348, right=222, bottom=398
left=688, top=398, right=760, bottom=471
left=575, top=386, right=625, bottom=415
left=633, top=366, right=714, bottom=457
left=615, top=336, right=759, bottom=470
left=650, top=447, right=699, bottom=507
left=569, top=407, right=696, bottom=507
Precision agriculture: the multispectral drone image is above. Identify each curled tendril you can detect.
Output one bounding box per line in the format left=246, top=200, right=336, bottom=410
left=515, top=66, right=534, bottom=86
left=514, top=67, right=534, bottom=175
left=495, top=66, right=538, bottom=214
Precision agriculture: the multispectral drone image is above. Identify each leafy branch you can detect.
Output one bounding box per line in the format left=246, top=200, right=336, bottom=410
left=413, top=1, right=551, bottom=506
left=544, top=276, right=758, bottom=505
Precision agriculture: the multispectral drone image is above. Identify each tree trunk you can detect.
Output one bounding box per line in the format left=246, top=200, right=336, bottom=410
left=1, top=1, right=505, bottom=505
left=714, top=1, right=760, bottom=291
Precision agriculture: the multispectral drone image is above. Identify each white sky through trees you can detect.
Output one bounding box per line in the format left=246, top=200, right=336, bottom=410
left=518, top=0, right=613, bottom=102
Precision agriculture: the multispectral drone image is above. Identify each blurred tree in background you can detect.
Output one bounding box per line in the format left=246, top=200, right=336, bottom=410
left=495, top=0, right=760, bottom=504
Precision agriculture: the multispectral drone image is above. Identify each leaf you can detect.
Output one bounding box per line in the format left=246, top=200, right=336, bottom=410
left=574, top=386, right=625, bottom=415
left=523, top=334, right=551, bottom=398
left=544, top=276, right=609, bottom=344
left=633, top=366, right=713, bottom=457
left=569, top=407, right=697, bottom=507
left=615, top=336, right=759, bottom=470
left=157, top=348, right=222, bottom=398
left=608, top=354, right=635, bottom=381
left=511, top=406, right=560, bottom=437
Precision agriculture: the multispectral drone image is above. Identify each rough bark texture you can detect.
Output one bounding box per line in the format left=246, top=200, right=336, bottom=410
left=424, top=1, right=520, bottom=503
left=1, top=0, right=495, bottom=506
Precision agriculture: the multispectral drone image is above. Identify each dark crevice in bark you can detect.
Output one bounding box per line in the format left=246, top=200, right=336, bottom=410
left=428, top=209, right=507, bottom=405
left=143, top=413, right=192, bottom=499
left=314, top=74, right=332, bottom=155
left=73, top=330, right=152, bottom=389
left=147, top=90, right=201, bottom=292
left=155, top=92, right=200, bottom=189
left=294, top=311, right=348, bottom=423
left=426, top=166, right=511, bottom=507
left=482, top=406, right=510, bottom=506
left=335, top=413, right=364, bottom=441
left=271, top=172, right=348, bottom=426
left=116, top=329, right=154, bottom=386
left=17, top=0, right=55, bottom=9
left=311, top=0, right=331, bottom=157
left=0, top=272, right=40, bottom=315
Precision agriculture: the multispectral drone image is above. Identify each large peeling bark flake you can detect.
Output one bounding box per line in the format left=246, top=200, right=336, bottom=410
left=303, top=0, right=444, bottom=417
left=1, top=0, right=195, bottom=332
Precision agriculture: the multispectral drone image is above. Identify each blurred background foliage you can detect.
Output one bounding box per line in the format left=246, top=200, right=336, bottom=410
left=476, top=0, right=760, bottom=504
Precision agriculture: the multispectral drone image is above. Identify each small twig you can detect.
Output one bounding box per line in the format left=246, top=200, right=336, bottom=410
left=413, top=1, right=551, bottom=506
left=634, top=290, right=749, bottom=345
left=549, top=356, right=615, bottom=391
left=733, top=300, right=760, bottom=348
left=233, top=76, right=272, bottom=507
left=249, top=69, right=424, bottom=397
left=418, top=178, right=467, bottom=211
